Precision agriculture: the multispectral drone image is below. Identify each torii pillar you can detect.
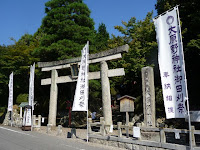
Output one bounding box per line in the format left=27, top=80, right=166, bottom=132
left=48, top=69, right=58, bottom=126
left=101, top=61, right=112, bottom=126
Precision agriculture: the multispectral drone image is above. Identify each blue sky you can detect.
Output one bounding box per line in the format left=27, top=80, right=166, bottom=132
left=0, top=0, right=157, bottom=46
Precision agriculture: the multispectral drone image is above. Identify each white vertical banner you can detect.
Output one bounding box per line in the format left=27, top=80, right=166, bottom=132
left=72, top=42, right=89, bottom=111
left=25, top=109, right=32, bottom=126
left=8, top=72, right=13, bottom=112
left=154, top=7, right=187, bottom=119
left=28, top=63, right=35, bottom=110
left=22, top=108, right=32, bottom=126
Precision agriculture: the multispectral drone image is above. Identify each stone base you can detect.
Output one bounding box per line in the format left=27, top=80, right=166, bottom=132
left=33, top=127, right=40, bottom=131
left=22, top=126, right=31, bottom=131
left=88, top=134, right=190, bottom=150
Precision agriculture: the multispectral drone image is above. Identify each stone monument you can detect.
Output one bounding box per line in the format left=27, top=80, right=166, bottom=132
left=141, top=66, right=156, bottom=127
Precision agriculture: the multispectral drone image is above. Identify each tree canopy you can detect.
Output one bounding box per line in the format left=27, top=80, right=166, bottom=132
left=95, top=23, right=110, bottom=51
left=34, top=0, right=96, bottom=62
left=107, top=12, right=158, bottom=114
left=0, top=34, right=39, bottom=106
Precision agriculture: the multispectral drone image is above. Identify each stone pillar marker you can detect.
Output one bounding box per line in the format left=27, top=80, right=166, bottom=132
left=142, top=66, right=156, bottom=127
left=100, top=61, right=112, bottom=127
left=48, top=69, right=58, bottom=126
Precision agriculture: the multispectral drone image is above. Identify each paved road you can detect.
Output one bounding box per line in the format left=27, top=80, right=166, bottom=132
left=0, top=126, right=117, bottom=150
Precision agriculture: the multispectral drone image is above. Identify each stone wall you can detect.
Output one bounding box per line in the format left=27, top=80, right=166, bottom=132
left=89, top=137, right=167, bottom=150
left=89, top=134, right=200, bottom=150
left=3, top=109, right=22, bottom=127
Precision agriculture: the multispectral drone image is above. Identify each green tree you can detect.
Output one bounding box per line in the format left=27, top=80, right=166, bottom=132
left=0, top=34, right=39, bottom=106
left=95, top=23, right=110, bottom=51
left=0, top=45, right=9, bottom=106
left=33, top=0, right=106, bottom=116
left=35, top=0, right=96, bottom=61
left=16, top=94, right=28, bottom=104
left=87, top=23, right=110, bottom=111
left=108, top=12, right=158, bottom=113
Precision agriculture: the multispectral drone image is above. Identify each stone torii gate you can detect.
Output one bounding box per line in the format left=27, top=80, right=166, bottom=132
left=38, top=44, right=129, bottom=127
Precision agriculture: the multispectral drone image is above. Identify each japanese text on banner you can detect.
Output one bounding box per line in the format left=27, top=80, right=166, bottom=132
left=8, top=72, right=13, bottom=112
left=72, top=42, right=89, bottom=111
left=153, top=7, right=187, bottom=119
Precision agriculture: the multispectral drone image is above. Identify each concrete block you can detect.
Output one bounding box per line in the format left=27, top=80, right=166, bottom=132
left=139, top=145, right=147, bottom=150
left=107, top=141, right=118, bottom=147
left=147, top=147, right=156, bottom=150
left=155, top=148, right=166, bottom=150
left=124, top=143, right=132, bottom=150
left=57, top=125, right=62, bottom=136
left=141, top=132, right=160, bottom=142
left=118, top=142, right=125, bottom=149
left=46, top=124, right=52, bottom=134
left=132, top=144, right=139, bottom=150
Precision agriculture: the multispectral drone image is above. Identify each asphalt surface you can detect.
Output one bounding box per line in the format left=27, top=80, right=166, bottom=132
left=0, top=126, right=117, bottom=150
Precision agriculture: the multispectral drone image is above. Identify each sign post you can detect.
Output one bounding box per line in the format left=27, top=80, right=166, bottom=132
left=117, top=95, right=135, bottom=138
left=66, top=100, right=72, bottom=126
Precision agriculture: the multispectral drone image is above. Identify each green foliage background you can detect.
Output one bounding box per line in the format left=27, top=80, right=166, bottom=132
left=16, top=93, right=28, bottom=104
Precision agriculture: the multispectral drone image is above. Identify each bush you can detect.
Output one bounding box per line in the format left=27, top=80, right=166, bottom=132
left=16, top=93, right=28, bottom=104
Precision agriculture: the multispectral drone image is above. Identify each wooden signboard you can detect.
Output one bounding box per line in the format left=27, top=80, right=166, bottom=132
left=118, top=95, right=135, bottom=112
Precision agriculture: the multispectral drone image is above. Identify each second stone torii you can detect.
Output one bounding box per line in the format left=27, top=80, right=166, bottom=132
left=38, top=44, right=129, bottom=127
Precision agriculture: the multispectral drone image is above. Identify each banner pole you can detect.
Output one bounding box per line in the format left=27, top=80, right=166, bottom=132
left=186, top=98, right=192, bottom=149
left=10, top=111, right=13, bottom=127
left=176, top=6, right=192, bottom=150
left=31, top=108, right=33, bottom=131
left=87, top=109, right=88, bottom=142
left=86, top=41, right=89, bottom=143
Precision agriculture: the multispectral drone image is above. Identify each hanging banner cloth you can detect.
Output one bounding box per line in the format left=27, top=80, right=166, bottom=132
left=8, top=72, right=13, bottom=112
left=153, top=7, right=188, bottom=119
left=28, top=63, right=35, bottom=110
left=72, top=42, right=89, bottom=111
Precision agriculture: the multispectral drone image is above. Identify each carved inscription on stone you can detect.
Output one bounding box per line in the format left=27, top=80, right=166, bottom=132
left=142, top=67, right=155, bottom=127
left=144, top=71, right=153, bottom=126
